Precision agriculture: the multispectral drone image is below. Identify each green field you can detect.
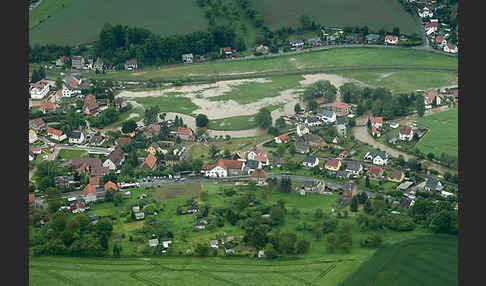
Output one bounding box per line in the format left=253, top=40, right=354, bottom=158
left=208, top=115, right=258, bottom=131
left=209, top=75, right=303, bottom=104
left=87, top=48, right=458, bottom=81
left=29, top=0, right=208, bottom=45
left=336, top=70, right=458, bottom=93
left=57, top=149, right=87, bottom=160
left=132, top=94, right=199, bottom=115
left=416, top=107, right=458, bottom=159
left=254, top=0, right=420, bottom=35
left=341, top=235, right=458, bottom=286
left=29, top=0, right=72, bottom=30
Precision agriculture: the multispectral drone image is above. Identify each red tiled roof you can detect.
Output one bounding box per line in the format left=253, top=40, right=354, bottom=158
left=41, top=101, right=55, bottom=111
left=372, top=125, right=381, bottom=135
left=177, top=127, right=192, bottom=135
left=447, top=44, right=457, bottom=50
left=84, top=94, right=96, bottom=103
left=385, top=35, right=398, bottom=41
left=326, top=158, right=341, bottom=168
left=254, top=155, right=268, bottom=163
left=28, top=194, right=35, bottom=204
left=369, top=165, right=383, bottom=176
left=146, top=124, right=161, bottom=134
left=425, top=22, right=438, bottom=29
left=89, top=176, right=100, bottom=186
left=47, top=127, right=63, bottom=137
left=425, top=92, right=438, bottom=103
left=332, top=101, right=348, bottom=109
left=222, top=47, right=232, bottom=52
left=371, top=117, right=383, bottom=125
left=30, top=80, right=48, bottom=90
left=436, top=36, right=444, bottom=43
left=253, top=169, right=267, bottom=178
left=104, top=181, right=118, bottom=191
left=83, top=184, right=97, bottom=196
left=141, top=153, right=157, bottom=170
left=278, top=133, right=289, bottom=141
left=29, top=118, right=46, bottom=128
left=400, top=126, right=412, bottom=135
left=203, top=159, right=243, bottom=171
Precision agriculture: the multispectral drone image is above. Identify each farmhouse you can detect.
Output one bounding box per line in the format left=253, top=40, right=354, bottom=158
left=399, top=126, right=414, bottom=141
left=332, top=101, right=349, bottom=117
left=177, top=127, right=195, bottom=141
left=443, top=43, right=458, bottom=54
left=365, top=34, right=380, bottom=43
left=29, top=80, right=50, bottom=99
left=289, top=39, right=305, bottom=50
left=40, top=101, right=56, bottom=114
left=317, top=109, right=336, bottom=123
left=247, top=148, right=269, bottom=166
left=47, top=127, right=67, bottom=141
left=305, top=116, right=322, bottom=128
left=182, top=53, right=194, bottom=64
left=124, top=59, right=138, bottom=70
left=83, top=184, right=97, bottom=204
left=325, top=158, right=341, bottom=172
left=425, top=92, right=441, bottom=108
left=345, top=161, right=363, bottom=177
left=368, top=165, right=383, bottom=178
left=103, top=146, right=125, bottom=170
left=202, top=159, right=245, bottom=178
left=29, top=129, right=38, bottom=144
left=302, top=133, right=326, bottom=148
left=140, top=153, right=157, bottom=171
left=274, top=133, right=289, bottom=144
left=29, top=118, right=47, bottom=130
left=387, top=169, right=405, bottom=183
left=363, top=150, right=388, bottom=166
left=302, top=155, right=319, bottom=168
left=296, top=124, right=310, bottom=137
left=220, top=47, right=233, bottom=58
left=384, top=35, right=399, bottom=45
left=72, top=157, right=109, bottom=177
left=307, top=37, right=322, bottom=47
left=71, top=56, right=85, bottom=70
left=69, top=131, right=85, bottom=144
left=84, top=102, right=100, bottom=115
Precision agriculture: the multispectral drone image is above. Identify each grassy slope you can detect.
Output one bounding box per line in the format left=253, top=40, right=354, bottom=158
left=29, top=0, right=72, bottom=30
left=416, top=107, right=458, bottom=159
left=29, top=0, right=208, bottom=45
left=336, top=70, right=458, bottom=93
left=87, top=48, right=458, bottom=81
left=254, top=0, right=420, bottom=35
left=340, top=235, right=458, bottom=286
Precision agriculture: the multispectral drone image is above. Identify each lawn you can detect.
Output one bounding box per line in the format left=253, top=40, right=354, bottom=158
left=29, top=0, right=208, bottom=45
left=29, top=0, right=72, bottom=30
left=208, top=75, right=303, bottom=104
left=133, top=94, right=199, bottom=115
left=189, top=135, right=274, bottom=160
left=151, top=183, right=203, bottom=201
left=86, top=47, right=458, bottom=81
left=336, top=70, right=458, bottom=93
left=56, top=149, right=87, bottom=160
left=254, top=0, right=420, bottom=35
left=416, top=107, right=458, bottom=159
left=340, top=234, right=458, bottom=286
left=208, top=114, right=258, bottom=131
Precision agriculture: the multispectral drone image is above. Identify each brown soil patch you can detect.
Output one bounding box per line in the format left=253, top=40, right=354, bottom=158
left=151, top=183, right=203, bottom=201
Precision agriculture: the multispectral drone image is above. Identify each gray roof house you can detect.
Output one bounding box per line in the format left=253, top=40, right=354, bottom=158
left=289, top=39, right=305, bottom=48
left=295, top=139, right=310, bottom=154
left=345, top=161, right=363, bottom=175
left=245, top=159, right=261, bottom=171
left=307, top=37, right=322, bottom=46
left=424, top=177, right=443, bottom=192
left=365, top=34, right=380, bottom=43
left=135, top=212, right=145, bottom=220
left=302, top=155, right=319, bottom=168
left=71, top=56, right=85, bottom=70
left=149, top=239, right=159, bottom=247
left=336, top=124, right=347, bottom=136
left=182, top=53, right=194, bottom=64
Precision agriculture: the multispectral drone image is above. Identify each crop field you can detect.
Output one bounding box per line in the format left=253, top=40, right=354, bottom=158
left=254, top=0, right=420, bottom=35
left=209, top=75, right=303, bottom=104
left=340, top=235, right=458, bottom=286
left=151, top=183, right=203, bottom=201
left=87, top=48, right=458, bottom=81
left=416, top=107, right=458, bottom=159
left=29, top=0, right=208, bottom=45
left=336, top=70, right=458, bottom=93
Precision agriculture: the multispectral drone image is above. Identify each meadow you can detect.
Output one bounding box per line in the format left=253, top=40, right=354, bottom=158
left=57, top=149, right=87, bottom=160
left=336, top=70, right=458, bottom=93
left=133, top=94, right=199, bottom=116
left=340, top=235, right=458, bottom=286
left=416, top=107, right=458, bottom=159
left=208, top=115, right=258, bottom=131
left=29, top=0, right=208, bottom=45
left=87, top=47, right=458, bottom=81
left=254, top=0, right=420, bottom=35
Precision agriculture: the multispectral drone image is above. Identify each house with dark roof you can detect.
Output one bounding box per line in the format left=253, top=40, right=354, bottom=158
left=72, top=157, right=109, bottom=177
left=71, top=56, right=85, bottom=70
left=302, top=155, right=319, bottom=168
left=84, top=102, right=99, bottom=115
left=363, top=150, right=388, bottom=166
left=182, top=53, right=194, bottom=64
left=244, top=159, right=262, bottom=172
left=307, top=37, right=322, bottom=47
left=365, top=34, right=380, bottom=43
left=103, top=146, right=125, bottom=170
left=163, top=154, right=180, bottom=167
left=295, top=139, right=310, bottom=154
left=387, top=169, right=405, bottom=183
left=69, top=131, right=85, bottom=144
left=423, top=177, right=443, bottom=192
left=125, top=59, right=138, bottom=70
left=345, top=161, right=363, bottom=177
left=317, top=109, right=336, bottom=123
left=302, top=134, right=326, bottom=148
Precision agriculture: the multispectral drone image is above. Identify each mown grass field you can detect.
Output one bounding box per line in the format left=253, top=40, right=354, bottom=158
left=340, top=235, right=458, bottom=286
left=57, top=149, right=87, bottom=160
left=208, top=114, right=258, bottom=131
left=336, top=70, right=458, bottom=93
left=254, top=0, right=420, bottom=35
left=416, top=107, right=458, bottom=159
left=209, top=75, right=303, bottom=104
left=29, top=0, right=208, bottom=45
left=86, top=48, right=458, bottom=81
left=29, top=0, right=71, bottom=30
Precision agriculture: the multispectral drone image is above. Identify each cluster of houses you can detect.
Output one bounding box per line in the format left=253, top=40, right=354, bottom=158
left=416, top=4, right=458, bottom=54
